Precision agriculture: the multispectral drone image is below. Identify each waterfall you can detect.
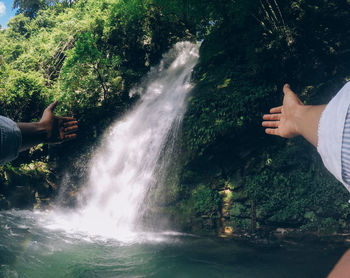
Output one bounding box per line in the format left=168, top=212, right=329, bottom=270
left=46, top=42, right=199, bottom=241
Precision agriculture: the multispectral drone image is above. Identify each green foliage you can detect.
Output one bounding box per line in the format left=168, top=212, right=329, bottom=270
left=0, top=70, right=47, bottom=121
left=0, top=158, right=54, bottom=209
left=183, top=81, right=272, bottom=155
left=0, top=0, right=190, bottom=127
left=191, top=184, right=220, bottom=217
left=6, top=14, right=32, bottom=37
left=241, top=140, right=350, bottom=232
left=13, top=0, right=52, bottom=18
left=230, top=203, right=246, bottom=217
left=171, top=183, right=220, bottom=231
left=154, top=0, right=257, bottom=37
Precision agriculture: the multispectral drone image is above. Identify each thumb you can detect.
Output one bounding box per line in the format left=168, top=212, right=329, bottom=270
left=46, top=100, right=58, bottom=112
left=283, top=83, right=292, bottom=95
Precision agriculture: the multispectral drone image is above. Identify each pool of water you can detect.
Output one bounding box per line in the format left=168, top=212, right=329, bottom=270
left=0, top=210, right=345, bottom=278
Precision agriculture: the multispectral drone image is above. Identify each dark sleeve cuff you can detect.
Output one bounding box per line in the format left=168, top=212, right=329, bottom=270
left=0, top=116, right=22, bottom=165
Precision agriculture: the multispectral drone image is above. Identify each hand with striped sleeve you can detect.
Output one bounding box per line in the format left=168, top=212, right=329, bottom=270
left=263, top=83, right=350, bottom=278
left=262, top=84, right=326, bottom=147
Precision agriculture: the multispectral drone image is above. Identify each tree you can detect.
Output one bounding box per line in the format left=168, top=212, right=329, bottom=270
left=13, top=0, right=49, bottom=18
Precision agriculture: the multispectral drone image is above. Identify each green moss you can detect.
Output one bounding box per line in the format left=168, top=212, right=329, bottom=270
left=190, top=184, right=220, bottom=217
left=230, top=203, right=246, bottom=217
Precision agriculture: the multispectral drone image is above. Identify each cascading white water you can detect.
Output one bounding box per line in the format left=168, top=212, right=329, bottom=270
left=45, top=42, right=199, bottom=241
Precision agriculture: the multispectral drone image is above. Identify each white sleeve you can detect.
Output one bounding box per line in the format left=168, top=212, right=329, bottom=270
left=317, top=82, right=350, bottom=190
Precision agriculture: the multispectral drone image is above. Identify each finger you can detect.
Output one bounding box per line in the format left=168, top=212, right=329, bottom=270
left=269, top=106, right=282, bottom=113
left=60, top=117, right=76, bottom=122
left=64, top=125, right=78, bottom=132
left=265, top=128, right=279, bottom=136
left=262, top=121, right=279, bottom=128
left=263, top=114, right=281, bottom=121
left=46, top=101, right=58, bottom=112
left=283, top=83, right=292, bottom=95
left=63, top=120, right=78, bottom=127
left=64, top=134, right=77, bottom=140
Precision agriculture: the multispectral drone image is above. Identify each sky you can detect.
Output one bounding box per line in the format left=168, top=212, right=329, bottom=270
left=0, top=0, right=18, bottom=29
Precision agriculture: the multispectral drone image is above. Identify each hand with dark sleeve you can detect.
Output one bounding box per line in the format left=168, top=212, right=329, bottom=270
left=0, top=101, right=78, bottom=165
left=18, top=101, right=78, bottom=151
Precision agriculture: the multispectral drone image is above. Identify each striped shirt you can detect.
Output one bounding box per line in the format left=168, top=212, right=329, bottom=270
left=341, top=105, right=350, bottom=185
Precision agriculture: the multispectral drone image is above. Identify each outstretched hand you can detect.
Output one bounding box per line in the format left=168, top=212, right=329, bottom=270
left=262, top=84, right=303, bottom=138
left=39, top=101, right=78, bottom=143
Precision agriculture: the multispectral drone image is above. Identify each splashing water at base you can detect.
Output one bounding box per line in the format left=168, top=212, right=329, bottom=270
left=43, top=42, right=200, bottom=241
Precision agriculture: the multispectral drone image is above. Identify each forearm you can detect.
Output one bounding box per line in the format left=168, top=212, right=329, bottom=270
left=0, top=101, right=77, bottom=165
left=328, top=249, right=350, bottom=278
left=294, top=104, right=326, bottom=147
left=17, top=122, right=48, bottom=151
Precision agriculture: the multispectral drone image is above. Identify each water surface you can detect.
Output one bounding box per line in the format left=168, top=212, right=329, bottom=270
left=0, top=210, right=344, bottom=278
